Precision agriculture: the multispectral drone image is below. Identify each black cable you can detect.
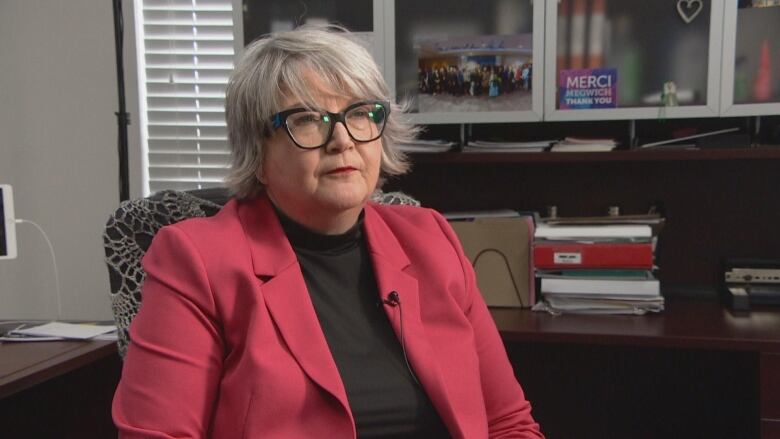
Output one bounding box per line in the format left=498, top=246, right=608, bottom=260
left=113, top=0, right=131, bottom=201
left=384, top=292, right=420, bottom=387
left=396, top=298, right=420, bottom=387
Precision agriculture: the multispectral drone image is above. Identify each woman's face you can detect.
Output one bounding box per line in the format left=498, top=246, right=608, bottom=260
left=259, top=73, right=383, bottom=234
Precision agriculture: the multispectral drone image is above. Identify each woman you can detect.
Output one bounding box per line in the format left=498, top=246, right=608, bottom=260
left=112, top=25, right=543, bottom=439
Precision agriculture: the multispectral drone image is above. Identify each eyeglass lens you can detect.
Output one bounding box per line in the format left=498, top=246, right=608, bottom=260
left=285, top=103, right=387, bottom=148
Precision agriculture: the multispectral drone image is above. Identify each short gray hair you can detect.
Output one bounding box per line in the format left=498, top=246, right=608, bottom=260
left=225, top=24, right=418, bottom=200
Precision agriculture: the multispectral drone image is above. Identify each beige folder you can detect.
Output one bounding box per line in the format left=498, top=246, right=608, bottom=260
left=449, top=217, right=535, bottom=308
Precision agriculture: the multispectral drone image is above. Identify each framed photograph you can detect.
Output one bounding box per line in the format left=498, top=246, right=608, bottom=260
left=415, top=33, right=534, bottom=112
left=0, top=184, right=17, bottom=260
left=387, top=0, right=545, bottom=124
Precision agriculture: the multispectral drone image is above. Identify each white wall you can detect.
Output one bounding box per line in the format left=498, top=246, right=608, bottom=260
left=0, top=0, right=140, bottom=320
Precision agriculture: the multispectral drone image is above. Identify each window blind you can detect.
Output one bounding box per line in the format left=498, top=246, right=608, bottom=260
left=136, top=0, right=236, bottom=194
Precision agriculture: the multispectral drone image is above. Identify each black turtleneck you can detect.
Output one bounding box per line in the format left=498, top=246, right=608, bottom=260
left=276, top=208, right=450, bottom=439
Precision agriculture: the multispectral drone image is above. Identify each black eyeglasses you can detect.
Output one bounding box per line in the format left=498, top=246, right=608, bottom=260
left=269, top=100, right=390, bottom=150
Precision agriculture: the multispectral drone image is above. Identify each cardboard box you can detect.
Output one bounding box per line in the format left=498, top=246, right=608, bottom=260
left=449, top=217, right=535, bottom=307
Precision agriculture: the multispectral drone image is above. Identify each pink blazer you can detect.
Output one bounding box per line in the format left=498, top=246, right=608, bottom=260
left=112, top=195, right=543, bottom=438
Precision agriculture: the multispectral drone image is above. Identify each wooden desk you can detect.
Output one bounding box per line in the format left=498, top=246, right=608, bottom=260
left=2, top=303, right=776, bottom=438
left=0, top=340, right=121, bottom=438
left=492, top=299, right=780, bottom=439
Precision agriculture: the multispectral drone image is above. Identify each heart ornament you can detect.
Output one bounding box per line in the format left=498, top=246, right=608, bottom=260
left=677, top=0, right=703, bottom=24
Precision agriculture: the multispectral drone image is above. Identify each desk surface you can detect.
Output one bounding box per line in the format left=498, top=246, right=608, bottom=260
left=0, top=339, right=117, bottom=399
left=491, top=298, right=780, bottom=352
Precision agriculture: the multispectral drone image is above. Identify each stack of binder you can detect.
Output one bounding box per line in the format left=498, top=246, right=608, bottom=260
left=531, top=216, right=664, bottom=315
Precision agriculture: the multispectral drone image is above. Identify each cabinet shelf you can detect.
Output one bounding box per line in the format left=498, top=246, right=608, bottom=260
left=391, top=144, right=780, bottom=288
left=409, top=146, right=780, bottom=164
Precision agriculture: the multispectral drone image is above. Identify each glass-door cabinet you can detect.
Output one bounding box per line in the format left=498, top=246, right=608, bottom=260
left=384, top=0, right=546, bottom=124
left=241, top=0, right=386, bottom=73
left=543, top=0, right=725, bottom=121
left=720, top=0, right=780, bottom=116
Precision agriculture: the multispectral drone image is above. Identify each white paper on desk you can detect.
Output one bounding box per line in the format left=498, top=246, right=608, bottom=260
left=12, top=322, right=117, bottom=340
left=93, top=331, right=119, bottom=341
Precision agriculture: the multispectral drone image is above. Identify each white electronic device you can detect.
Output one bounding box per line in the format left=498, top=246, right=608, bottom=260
left=0, top=184, right=18, bottom=259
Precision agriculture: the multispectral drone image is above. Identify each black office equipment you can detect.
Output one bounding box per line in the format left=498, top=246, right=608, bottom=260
left=722, top=258, right=780, bottom=310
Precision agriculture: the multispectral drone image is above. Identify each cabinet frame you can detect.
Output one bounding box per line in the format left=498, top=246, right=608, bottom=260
left=719, top=0, right=780, bottom=117
left=543, top=0, right=726, bottom=121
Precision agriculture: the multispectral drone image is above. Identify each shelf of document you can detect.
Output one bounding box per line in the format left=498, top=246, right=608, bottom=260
left=409, top=146, right=780, bottom=164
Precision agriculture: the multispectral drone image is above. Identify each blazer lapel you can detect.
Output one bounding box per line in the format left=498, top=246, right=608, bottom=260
left=237, top=196, right=352, bottom=419
left=363, top=205, right=466, bottom=438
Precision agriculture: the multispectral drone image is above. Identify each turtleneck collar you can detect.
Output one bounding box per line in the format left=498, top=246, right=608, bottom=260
left=274, top=205, right=364, bottom=253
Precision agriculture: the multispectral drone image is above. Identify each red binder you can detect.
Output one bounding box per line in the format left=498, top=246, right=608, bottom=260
left=533, top=242, right=653, bottom=269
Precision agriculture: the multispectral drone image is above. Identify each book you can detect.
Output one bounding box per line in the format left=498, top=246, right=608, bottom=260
left=541, top=292, right=664, bottom=302
left=537, top=269, right=653, bottom=280
left=541, top=276, right=660, bottom=297
left=535, top=223, right=652, bottom=240
left=561, top=137, right=617, bottom=144
left=542, top=213, right=663, bottom=226
left=396, top=139, right=456, bottom=153
left=467, top=140, right=554, bottom=148
left=550, top=143, right=616, bottom=152
left=463, top=140, right=554, bottom=153
left=533, top=293, right=664, bottom=315
left=550, top=137, right=618, bottom=152
left=534, top=241, right=653, bottom=269
left=444, top=209, right=522, bottom=220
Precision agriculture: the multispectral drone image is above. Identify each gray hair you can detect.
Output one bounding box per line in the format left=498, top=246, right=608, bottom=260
left=225, top=24, right=419, bottom=200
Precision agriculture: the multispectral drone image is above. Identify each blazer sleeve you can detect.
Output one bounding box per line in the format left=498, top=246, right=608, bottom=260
left=431, top=211, right=544, bottom=439
left=112, top=225, right=225, bottom=439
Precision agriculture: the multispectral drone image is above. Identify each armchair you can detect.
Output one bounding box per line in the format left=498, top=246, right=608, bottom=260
left=103, top=189, right=419, bottom=358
